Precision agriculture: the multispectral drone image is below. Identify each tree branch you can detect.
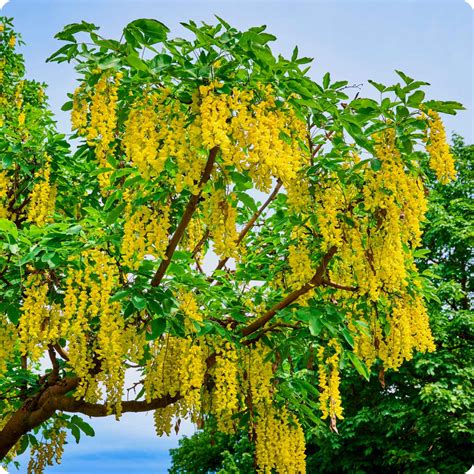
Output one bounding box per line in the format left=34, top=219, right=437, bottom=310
left=191, top=229, right=209, bottom=259
left=151, top=146, right=218, bottom=287
left=54, top=393, right=181, bottom=417
left=213, top=180, right=283, bottom=274
left=53, top=344, right=70, bottom=361
left=0, top=376, right=79, bottom=459
left=312, top=131, right=334, bottom=158
left=322, top=279, right=357, bottom=292
left=240, top=246, right=337, bottom=337
left=0, top=372, right=179, bottom=460
left=243, top=322, right=300, bottom=345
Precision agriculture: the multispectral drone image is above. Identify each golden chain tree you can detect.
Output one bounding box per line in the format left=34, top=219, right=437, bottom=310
left=0, top=16, right=463, bottom=473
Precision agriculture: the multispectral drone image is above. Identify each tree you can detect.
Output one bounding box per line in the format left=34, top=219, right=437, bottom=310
left=304, top=136, right=473, bottom=473
left=0, top=16, right=465, bottom=473
left=168, top=138, right=473, bottom=474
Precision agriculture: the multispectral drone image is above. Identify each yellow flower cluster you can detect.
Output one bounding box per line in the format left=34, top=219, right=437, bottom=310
left=355, top=294, right=435, bottom=370
left=255, top=406, right=306, bottom=473
left=180, top=342, right=207, bottom=408
left=203, top=189, right=239, bottom=259
left=121, top=199, right=171, bottom=270
left=27, top=420, right=67, bottom=474
left=199, top=82, right=231, bottom=151
left=123, top=92, right=166, bottom=179
left=174, top=92, right=207, bottom=194
left=199, top=84, right=308, bottom=192
left=316, top=180, right=345, bottom=251
left=286, top=176, right=312, bottom=212
left=0, top=170, right=9, bottom=218
left=18, top=273, right=56, bottom=362
left=90, top=253, right=125, bottom=417
left=0, top=314, right=16, bottom=376
left=145, top=336, right=207, bottom=417
left=425, top=109, right=456, bottom=184
left=8, top=34, right=15, bottom=48
left=327, top=130, right=428, bottom=302
left=71, top=85, right=88, bottom=135
left=178, top=290, right=203, bottom=333
left=181, top=216, right=205, bottom=260
left=27, top=155, right=56, bottom=226
left=122, top=87, right=207, bottom=193
left=317, top=339, right=343, bottom=421
left=72, top=72, right=122, bottom=189
left=154, top=404, right=175, bottom=437
left=145, top=334, right=209, bottom=435
left=212, top=340, right=240, bottom=433
left=285, top=226, right=316, bottom=305
left=62, top=249, right=126, bottom=410
left=246, top=342, right=273, bottom=407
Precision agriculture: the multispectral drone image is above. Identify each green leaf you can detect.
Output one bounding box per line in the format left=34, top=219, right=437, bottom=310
left=407, top=90, right=425, bottom=107
left=17, top=435, right=29, bottom=455
left=230, top=171, right=252, bottom=191
left=347, top=351, right=370, bottom=380
left=291, top=45, right=299, bottom=62
left=0, top=218, right=19, bottom=241
left=148, top=299, right=164, bottom=317
left=126, top=53, right=148, bottom=72
left=370, top=159, right=382, bottom=171
left=71, top=415, right=95, bottom=437
left=331, top=80, right=349, bottom=90
left=423, top=100, right=465, bottom=115
left=54, top=21, right=99, bottom=41
left=61, top=101, right=73, bottom=111
left=368, top=79, right=386, bottom=93
left=146, top=318, right=167, bottom=341
left=125, top=19, right=169, bottom=45
left=309, top=315, right=323, bottom=337
left=237, top=192, right=258, bottom=212
left=109, top=289, right=129, bottom=303
left=70, top=424, right=81, bottom=444
left=341, top=328, right=355, bottom=348
left=395, top=69, right=414, bottom=85
left=105, top=202, right=127, bottom=225
left=132, top=295, right=147, bottom=311
left=323, top=72, right=331, bottom=89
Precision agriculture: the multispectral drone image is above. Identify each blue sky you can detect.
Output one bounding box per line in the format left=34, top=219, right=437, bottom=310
left=2, top=1, right=473, bottom=473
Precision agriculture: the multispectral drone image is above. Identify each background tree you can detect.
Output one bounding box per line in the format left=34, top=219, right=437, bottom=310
left=168, top=137, right=473, bottom=474
left=0, top=16, right=464, bottom=473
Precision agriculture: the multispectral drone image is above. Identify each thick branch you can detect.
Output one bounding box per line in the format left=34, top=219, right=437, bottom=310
left=0, top=376, right=79, bottom=459
left=55, top=393, right=181, bottom=417
left=213, top=180, right=283, bottom=274
left=151, top=146, right=218, bottom=287
left=322, top=279, right=357, bottom=292
left=53, top=343, right=70, bottom=361
left=241, top=246, right=337, bottom=337
left=47, top=346, right=60, bottom=383
left=0, top=373, right=179, bottom=460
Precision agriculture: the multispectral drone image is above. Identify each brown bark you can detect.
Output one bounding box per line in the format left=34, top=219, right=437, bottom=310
left=241, top=246, right=337, bottom=337
left=0, top=374, right=180, bottom=460
left=151, top=146, right=218, bottom=287
left=213, top=180, right=283, bottom=274
left=0, top=376, right=79, bottom=459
